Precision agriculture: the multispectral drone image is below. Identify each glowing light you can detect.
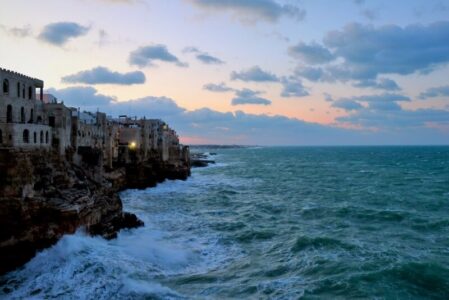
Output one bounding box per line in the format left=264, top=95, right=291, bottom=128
left=129, top=141, right=137, bottom=149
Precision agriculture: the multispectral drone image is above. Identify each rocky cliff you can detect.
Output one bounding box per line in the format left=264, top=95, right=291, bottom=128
left=0, top=149, right=190, bottom=275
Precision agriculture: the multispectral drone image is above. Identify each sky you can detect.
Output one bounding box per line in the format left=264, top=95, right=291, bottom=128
left=1, top=0, right=449, bottom=145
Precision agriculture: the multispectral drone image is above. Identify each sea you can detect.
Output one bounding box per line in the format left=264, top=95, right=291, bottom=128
left=1, top=146, right=449, bottom=299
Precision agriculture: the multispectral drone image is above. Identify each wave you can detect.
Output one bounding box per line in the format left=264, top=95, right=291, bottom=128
left=291, top=236, right=357, bottom=253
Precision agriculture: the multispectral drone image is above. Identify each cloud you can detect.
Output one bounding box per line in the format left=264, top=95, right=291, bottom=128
left=367, top=101, right=402, bottom=111
left=289, top=42, right=335, bottom=64
left=183, top=47, right=225, bottom=64
left=337, top=106, right=449, bottom=129
left=295, top=66, right=328, bottom=82
left=46, top=86, right=115, bottom=107
left=129, top=44, right=187, bottom=68
left=280, top=77, right=309, bottom=98
left=203, top=82, right=234, bottom=92
left=196, top=53, right=224, bottom=65
left=186, top=0, right=306, bottom=23
left=231, top=88, right=271, bottom=105
left=353, top=78, right=401, bottom=91
left=322, top=22, right=449, bottom=79
left=350, top=93, right=410, bottom=102
left=0, top=24, right=32, bottom=38
left=38, top=22, right=89, bottom=46
left=46, top=86, right=449, bottom=145
left=332, top=93, right=410, bottom=112
left=361, top=9, right=379, bottom=21
left=332, top=99, right=363, bottom=111
left=419, top=85, right=449, bottom=99
left=61, top=67, right=146, bottom=85
left=231, top=66, right=279, bottom=82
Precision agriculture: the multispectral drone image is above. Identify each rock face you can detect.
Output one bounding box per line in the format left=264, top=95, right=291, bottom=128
left=0, top=148, right=189, bottom=275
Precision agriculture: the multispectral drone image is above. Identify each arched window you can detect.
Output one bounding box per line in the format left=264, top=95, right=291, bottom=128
left=22, top=84, right=25, bottom=98
left=23, top=129, right=29, bottom=143
left=3, top=79, right=9, bottom=95
left=33, top=132, right=37, bottom=144
left=30, top=109, right=34, bottom=123
left=6, top=105, right=12, bottom=123
left=45, top=131, right=49, bottom=144
left=0, top=129, right=2, bottom=144
left=20, top=107, right=25, bottom=123
left=28, top=86, right=33, bottom=100
left=40, top=131, right=43, bottom=143
left=37, top=116, right=42, bottom=124
left=17, top=82, right=20, bottom=97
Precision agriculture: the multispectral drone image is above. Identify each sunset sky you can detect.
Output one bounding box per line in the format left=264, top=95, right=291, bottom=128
left=1, top=0, right=449, bottom=145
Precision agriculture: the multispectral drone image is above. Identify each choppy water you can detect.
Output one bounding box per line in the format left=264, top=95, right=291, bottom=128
left=2, top=146, right=449, bottom=299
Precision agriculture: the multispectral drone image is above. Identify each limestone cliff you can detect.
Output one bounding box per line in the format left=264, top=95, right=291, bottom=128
left=0, top=149, right=190, bottom=274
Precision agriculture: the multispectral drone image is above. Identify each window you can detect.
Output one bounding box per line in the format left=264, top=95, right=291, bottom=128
left=45, top=131, right=49, bottom=144
left=21, top=107, right=25, bottom=123
left=23, top=129, right=29, bottom=143
left=6, top=105, right=12, bottom=123
left=40, top=131, right=43, bottom=143
left=28, top=86, right=33, bottom=100
left=22, top=84, right=25, bottom=98
left=3, top=79, right=9, bottom=95
left=48, top=116, right=55, bottom=127
left=17, top=82, right=20, bottom=97
left=33, top=132, right=37, bottom=144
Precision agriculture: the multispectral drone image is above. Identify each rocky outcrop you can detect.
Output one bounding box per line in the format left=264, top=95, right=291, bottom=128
left=0, top=148, right=190, bottom=275
left=190, top=152, right=216, bottom=168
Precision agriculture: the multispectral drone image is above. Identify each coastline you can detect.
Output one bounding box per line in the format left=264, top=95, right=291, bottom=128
left=0, top=148, right=190, bottom=275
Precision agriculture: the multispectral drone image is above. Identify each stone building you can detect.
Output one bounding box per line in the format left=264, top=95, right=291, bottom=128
left=0, top=67, right=189, bottom=168
left=0, top=68, right=52, bottom=149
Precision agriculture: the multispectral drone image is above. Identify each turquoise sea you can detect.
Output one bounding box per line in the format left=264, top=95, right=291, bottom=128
left=2, top=146, right=449, bottom=299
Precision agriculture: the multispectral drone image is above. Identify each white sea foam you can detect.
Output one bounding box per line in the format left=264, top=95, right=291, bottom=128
left=1, top=151, right=246, bottom=299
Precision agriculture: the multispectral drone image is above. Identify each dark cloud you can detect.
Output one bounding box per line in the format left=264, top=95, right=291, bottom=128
left=323, top=22, right=449, bottom=79
left=129, top=44, right=187, bottom=68
left=280, top=77, right=309, bottom=98
left=186, top=0, right=306, bottom=23
left=46, top=86, right=115, bottom=107
left=292, top=22, right=449, bottom=87
left=61, top=66, right=146, bottom=85
left=203, top=82, right=234, bottom=92
left=289, top=42, right=335, bottom=64
left=419, top=85, right=449, bottom=100
left=332, top=99, right=363, bottom=111
left=353, top=78, right=401, bottom=91
left=231, top=66, right=279, bottom=82
left=38, top=22, right=89, bottom=46
left=231, top=88, right=271, bottom=105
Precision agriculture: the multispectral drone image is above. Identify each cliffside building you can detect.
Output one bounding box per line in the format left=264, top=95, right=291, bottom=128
left=0, top=68, right=189, bottom=168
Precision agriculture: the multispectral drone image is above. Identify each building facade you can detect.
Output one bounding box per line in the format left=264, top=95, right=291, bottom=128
left=0, top=68, right=189, bottom=168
